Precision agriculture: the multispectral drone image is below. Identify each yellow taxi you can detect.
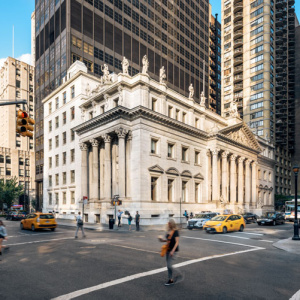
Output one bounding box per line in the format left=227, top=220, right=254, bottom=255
left=203, top=214, right=245, bottom=234
left=20, top=212, right=57, bottom=231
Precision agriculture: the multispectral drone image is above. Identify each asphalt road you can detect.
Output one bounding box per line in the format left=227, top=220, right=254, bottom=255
left=1, top=219, right=300, bottom=300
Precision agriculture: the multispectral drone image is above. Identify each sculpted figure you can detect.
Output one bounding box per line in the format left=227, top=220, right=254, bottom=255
left=101, top=64, right=112, bottom=83
left=188, top=84, right=194, bottom=99
left=142, top=55, right=149, bottom=74
left=159, top=66, right=166, bottom=84
left=122, top=57, right=129, bottom=75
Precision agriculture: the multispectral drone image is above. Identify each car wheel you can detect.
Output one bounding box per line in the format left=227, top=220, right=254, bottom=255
left=188, top=228, right=192, bottom=230
left=222, top=226, right=227, bottom=234
left=273, top=221, right=276, bottom=226
left=31, top=224, right=35, bottom=231
left=20, top=223, right=24, bottom=230
left=258, top=223, right=261, bottom=226
left=239, top=225, right=244, bottom=232
left=51, top=228, right=55, bottom=232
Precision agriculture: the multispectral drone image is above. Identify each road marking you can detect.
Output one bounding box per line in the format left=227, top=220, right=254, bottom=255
left=8, top=232, right=65, bottom=238
left=226, top=235, right=250, bottom=240
left=259, top=240, right=274, bottom=243
left=181, top=236, right=264, bottom=249
left=51, top=247, right=264, bottom=300
left=235, top=232, right=264, bottom=236
left=5, top=237, right=74, bottom=246
left=290, top=289, right=300, bottom=300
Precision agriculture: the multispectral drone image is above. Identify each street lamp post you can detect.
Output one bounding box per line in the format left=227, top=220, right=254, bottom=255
left=292, top=165, right=300, bottom=240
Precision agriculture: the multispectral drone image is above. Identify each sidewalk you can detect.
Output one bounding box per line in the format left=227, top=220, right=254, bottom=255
left=273, top=238, right=300, bottom=255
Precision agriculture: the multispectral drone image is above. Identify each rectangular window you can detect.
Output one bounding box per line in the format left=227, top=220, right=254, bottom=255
left=55, top=154, right=59, bottom=167
left=49, top=157, right=52, bottom=168
left=71, top=106, right=75, bottom=120
left=55, top=193, right=59, bottom=205
left=182, top=181, right=187, bottom=202
left=251, top=73, right=263, bottom=82
left=70, top=170, right=75, bottom=183
left=62, top=132, right=66, bottom=144
left=250, top=26, right=263, bottom=37
left=151, top=98, right=157, bottom=111
left=151, top=177, right=158, bottom=201
left=175, top=109, right=179, bottom=120
left=71, top=86, right=75, bottom=98
left=55, top=97, right=59, bottom=109
left=195, top=183, right=200, bottom=203
left=63, top=112, right=66, bottom=124
left=55, top=174, right=59, bottom=185
left=49, top=120, right=52, bottom=132
left=49, top=175, right=52, bottom=187
left=70, top=129, right=75, bottom=141
left=251, top=7, right=263, bottom=19
left=251, top=82, right=264, bottom=91
left=71, top=191, right=75, bottom=204
left=55, top=135, right=59, bottom=147
left=63, top=172, right=67, bottom=185
left=49, top=102, right=52, bottom=113
left=251, top=110, right=264, bottom=119
left=182, top=112, right=187, bottom=123
left=250, top=54, right=263, bottom=65
left=49, top=139, right=52, bottom=150
left=49, top=193, right=52, bottom=205
left=71, top=149, right=75, bottom=162
left=55, top=116, right=59, bottom=128
left=195, top=151, right=200, bottom=164
left=168, top=106, right=173, bottom=118
left=151, top=139, right=158, bottom=154
left=63, top=92, right=67, bottom=104
left=250, top=101, right=264, bottom=110
left=250, top=16, right=263, bottom=27
left=251, top=45, right=263, bottom=55
left=182, top=147, right=188, bottom=162
left=168, top=179, right=174, bottom=202
left=168, top=143, right=174, bottom=158
left=63, top=192, right=67, bottom=204
left=250, top=92, right=263, bottom=101
left=63, top=151, right=66, bottom=164
left=250, top=35, right=263, bottom=46
left=250, top=63, right=263, bottom=73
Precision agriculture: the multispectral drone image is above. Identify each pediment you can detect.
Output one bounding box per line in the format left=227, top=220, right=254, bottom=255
left=166, top=167, right=180, bottom=176
left=181, top=170, right=192, bottom=178
left=194, top=172, right=204, bottom=180
left=219, top=122, right=262, bottom=152
left=148, top=165, right=164, bottom=174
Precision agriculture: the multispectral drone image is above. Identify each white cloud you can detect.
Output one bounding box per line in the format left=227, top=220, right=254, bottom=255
left=0, top=53, right=32, bottom=69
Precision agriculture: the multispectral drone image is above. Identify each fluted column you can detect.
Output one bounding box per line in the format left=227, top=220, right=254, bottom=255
left=126, top=131, right=132, bottom=197
left=115, top=128, right=128, bottom=198
left=89, top=139, right=99, bottom=201
left=238, top=157, right=245, bottom=204
left=230, top=154, right=237, bottom=203
left=221, top=151, right=229, bottom=201
left=102, top=134, right=111, bottom=199
left=212, top=148, right=220, bottom=201
left=80, top=143, right=88, bottom=200
left=251, top=161, right=257, bottom=205
left=245, top=159, right=251, bottom=205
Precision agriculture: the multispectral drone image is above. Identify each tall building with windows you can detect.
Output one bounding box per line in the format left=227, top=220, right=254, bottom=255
left=34, top=0, right=211, bottom=202
left=208, top=10, right=221, bottom=114
left=221, top=0, right=296, bottom=196
left=0, top=57, right=35, bottom=208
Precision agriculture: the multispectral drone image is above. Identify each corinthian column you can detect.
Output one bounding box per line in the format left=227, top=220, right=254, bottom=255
left=89, top=139, right=99, bottom=201
left=251, top=161, right=257, bottom=205
left=221, top=151, right=229, bottom=201
left=212, top=148, right=220, bottom=201
left=115, top=128, right=128, bottom=199
left=126, top=131, right=132, bottom=198
left=230, top=154, right=237, bottom=203
left=80, top=143, right=88, bottom=200
left=102, top=134, right=111, bottom=200
left=245, top=159, right=251, bottom=205
left=238, top=157, right=245, bottom=204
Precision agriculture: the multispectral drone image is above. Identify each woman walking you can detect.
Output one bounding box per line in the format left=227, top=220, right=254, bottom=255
left=0, top=220, right=9, bottom=258
left=128, top=213, right=133, bottom=231
left=159, top=219, right=181, bottom=286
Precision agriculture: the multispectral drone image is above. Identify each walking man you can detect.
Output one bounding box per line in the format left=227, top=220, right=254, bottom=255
left=75, top=212, right=86, bottom=238
left=117, top=210, right=123, bottom=227
left=135, top=211, right=140, bottom=231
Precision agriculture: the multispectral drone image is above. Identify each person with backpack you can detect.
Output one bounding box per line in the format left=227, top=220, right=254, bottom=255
left=75, top=212, right=86, bottom=238
left=128, top=213, right=133, bottom=231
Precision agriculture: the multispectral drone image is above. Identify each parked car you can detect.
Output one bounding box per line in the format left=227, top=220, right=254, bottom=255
left=17, top=211, right=28, bottom=220
left=203, top=214, right=245, bottom=234
left=6, top=211, right=19, bottom=221
left=20, top=212, right=57, bottom=231
left=187, top=213, right=218, bottom=229
left=242, top=213, right=258, bottom=224
left=257, top=212, right=285, bottom=226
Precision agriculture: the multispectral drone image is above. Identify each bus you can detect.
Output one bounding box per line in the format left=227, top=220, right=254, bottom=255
left=285, top=200, right=300, bottom=221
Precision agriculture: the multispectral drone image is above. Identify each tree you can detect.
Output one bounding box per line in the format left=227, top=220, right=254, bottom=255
left=0, top=177, right=24, bottom=209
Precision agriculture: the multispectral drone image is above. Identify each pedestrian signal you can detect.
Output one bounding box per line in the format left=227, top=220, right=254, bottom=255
left=16, top=109, right=35, bottom=137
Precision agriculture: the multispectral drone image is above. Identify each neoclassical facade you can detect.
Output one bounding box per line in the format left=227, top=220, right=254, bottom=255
left=68, top=62, right=275, bottom=225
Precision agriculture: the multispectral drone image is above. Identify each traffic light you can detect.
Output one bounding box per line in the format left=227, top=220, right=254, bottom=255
left=16, top=109, right=35, bottom=137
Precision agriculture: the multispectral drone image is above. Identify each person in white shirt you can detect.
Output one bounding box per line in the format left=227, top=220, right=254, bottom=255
left=75, top=212, right=86, bottom=238
left=117, top=210, right=123, bottom=227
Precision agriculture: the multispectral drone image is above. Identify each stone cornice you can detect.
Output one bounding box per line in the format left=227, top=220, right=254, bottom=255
left=73, top=106, right=210, bottom=140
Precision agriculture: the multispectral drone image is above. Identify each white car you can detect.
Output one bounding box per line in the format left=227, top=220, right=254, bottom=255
left=187, top=213, right=218, bottom=229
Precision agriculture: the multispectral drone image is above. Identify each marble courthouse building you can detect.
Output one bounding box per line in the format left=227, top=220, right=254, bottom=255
left=44, top=60, right=275, bottom=225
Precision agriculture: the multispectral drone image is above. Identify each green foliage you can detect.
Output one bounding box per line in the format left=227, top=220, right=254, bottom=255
left=0, top=177, right=24, bottom=209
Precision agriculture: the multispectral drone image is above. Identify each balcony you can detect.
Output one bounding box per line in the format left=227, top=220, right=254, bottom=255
left=234, top=65, right=243, bottom=74
left=234, top=74, right=243, bottom=82
left=233, top=2, right=243, bottom=13
left=234, top=47, right=243, bottom=57
left=234, top=11, right=243, bottom=21
left=234, top=92, right=243, bottom=100
left=210, top=24, right=215, bottom=31
left=210, top=90, right=216, bottom=98
left=234, top=29, right=243, bottom=38
left=234, top=21, right=243, bottom=30
left=234, top=38, right=243, bottom=48
left=210, top=43, right=216, bottom=50
left=234, top=83, right=243, bottom=91
left=234, top=57, right=243, bottom=66
left=276, top=1, right=283, bottom=8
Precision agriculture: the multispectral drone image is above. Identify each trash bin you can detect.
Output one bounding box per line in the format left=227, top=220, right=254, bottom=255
left=109, top=218, right=115, bottom=229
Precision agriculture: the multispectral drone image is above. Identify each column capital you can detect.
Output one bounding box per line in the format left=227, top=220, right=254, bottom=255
left=238, top=157, right=245, bottom=163
left=79, top=143, right=88, bottom=151
left=89, top=138, right=99, bottom=147
left=102, top=134, right=111, bottom=143
left=115, top=127, right=128, bottom=139
left=230, top=154, right=237, bottom=161
left=206, top=149, right=211, bottom=157
left=221, top=151, right=229, bottom=158
left=251, top=161, right=257, bottom=167
left=245, top=159, right=251, bottom=166
left=127, top=130, right=133, bottom=141
left=211, top=148, right=220, bottom=156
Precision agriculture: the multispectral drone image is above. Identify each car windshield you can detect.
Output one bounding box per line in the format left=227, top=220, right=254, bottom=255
left=40, top=214, right=55, bottom=219
left=211, top=216, right=227, bottom=221
left=263, top=212, right=275, bottom=218
left=195, top=214, right=211, bottom=219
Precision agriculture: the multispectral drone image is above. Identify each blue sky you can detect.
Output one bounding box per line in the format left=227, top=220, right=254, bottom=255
left=0, top=0, right=299, bottom=67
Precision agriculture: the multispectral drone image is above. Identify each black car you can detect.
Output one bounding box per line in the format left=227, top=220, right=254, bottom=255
left=257, top=212, right=285, bottom=226
left=242, top=213, right=257, bottom=224
left=6, top=211, right=19, bottom=221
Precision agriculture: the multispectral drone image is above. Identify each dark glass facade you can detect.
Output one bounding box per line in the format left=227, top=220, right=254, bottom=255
left=34, top=0, right=211, bottom=199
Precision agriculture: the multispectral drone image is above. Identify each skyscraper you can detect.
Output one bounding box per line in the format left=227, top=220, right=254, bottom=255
left=34, top=0, right=211, bottom=201
left=221, top=0, right=296, bottom=196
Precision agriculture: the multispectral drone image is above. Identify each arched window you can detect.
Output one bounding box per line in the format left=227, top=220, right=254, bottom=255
left=0, top=155, right=4, bottom=163
left=6, top=156, right=11, bottom=164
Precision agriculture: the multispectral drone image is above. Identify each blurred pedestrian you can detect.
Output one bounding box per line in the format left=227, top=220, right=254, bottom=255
left=135, top=211, right=140, bottom=231
left=75, top=212, right=86, bottom=238
left=0, top=220, right=9, bottom=258
left=183, top=210, right=188, bottom=221
left=128, top=213, right=133, bottom=231
left=117, top=210, right=123, bottom=227
left=190, top=212, right=194, bottom=219
left=159, top=219, right=182, bottom=286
